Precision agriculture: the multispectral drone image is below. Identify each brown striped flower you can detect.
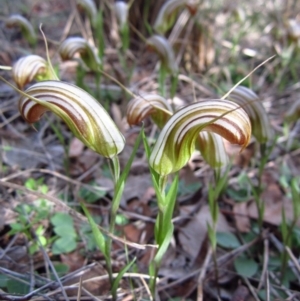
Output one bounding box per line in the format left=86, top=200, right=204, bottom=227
left=146, top=35, right=178, bottom=74
left=127, top=94, right=172, bottom=129
left=286, top=19, right=300, bottom=41
left=127, top=95, right=230, bottom=169
left=154, top=0, right=199, bottom=34
left=114, top=1, right=129, bottom=31
left=149, top=99, right=251, bottom=175
left=59, top=37, right=101, bottom=72
left=19, top=81, right=125, bottom=158
left=12, top=55, right=56, bottom=89
left=228, top=86, right=273, bottom=143
left=76, top=0, right=97, bottom=27
left=196, top=132, right=229, bottom=168
left=284, top=99, right=300, bottom=123
left=5, top=14, right=37, bottom=46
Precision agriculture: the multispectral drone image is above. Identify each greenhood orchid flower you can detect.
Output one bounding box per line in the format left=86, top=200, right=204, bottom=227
left=284, top=99, right=300, bottom=123
left=76, top=0, right=97, bottom=27
left=59, top=37, right=101, bottom=72
left=228, top=86, right=273, bottom=143
left=146, top=35, right=178, bottom=74
left=154, top=0, right=199, bottom=34
left=19, top=80, right=125, bottom=158
left=127, top=95, right=235, bottom=169
left=5, top=14, right=37, bottom=46
left=149, top=99, right=251, bottom=175
left=12, top=55, right=57, bottom=89
left=286, top=19, right=300, bottom=41
left=114, top=1, right=129, bottom=31
left=127, top=94, right=172, bottom=129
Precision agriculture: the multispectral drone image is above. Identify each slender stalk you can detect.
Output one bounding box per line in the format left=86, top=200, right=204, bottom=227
left=158, top=65, right=167, bottom=97
left=95, top=72, right=101, bottom=100
left=105, top=155, right=121, bottom=300
left=149, top=174, right=178, bottom=298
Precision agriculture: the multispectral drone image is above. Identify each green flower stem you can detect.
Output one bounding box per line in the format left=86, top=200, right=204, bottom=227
left=254, top=140, right=276, bottom=231
left=111, top=155, right=121, bottom=184
left=142, top=128, right=179, bottom=297
left=170, top=73, right=178, bottom=100
left=95, top=72, right=101, bottom=101
left=105, top=130, right=143, bottom=299
left=105, top=155, right=121, bottom=299
left=149, top=173, right=178, bottom=298
left=121, top=24, right=130, bottom=53
left=158, top=64, right=167, bottom=97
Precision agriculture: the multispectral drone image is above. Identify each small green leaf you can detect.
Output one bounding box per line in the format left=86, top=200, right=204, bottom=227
left=81, top=204, right=107, bottom=256
left=226, top=187, right=250, bottom=202
left=0, top=275, right=8, bottom=288
left=52, top=236, right=77, bottom=254
left=7, top=279, right=30, bottom=294
left=25, top=178, right=38, bottom=190
left=115, top=214, right=129, bottom=225
left=154, top=224, right=174, bottom=264
left=217, top=232, right=241, bottom=249
left=112, top=257, right=136, bottom=295
left=9, top=223, right=24, bottom=233
left=54, top=225, right=77, bottom=238
left=78, top=184, right=106, bottom=203
left=54, top=263, right=69, bottom=276
left=51, top=213, right=74, bottom=227
left=234, top=256, right=258, bottom=278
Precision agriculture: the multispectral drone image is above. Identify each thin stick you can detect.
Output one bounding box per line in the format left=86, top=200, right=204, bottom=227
left=197, top=246, right=213, bottom=301
left=265, top=271, right=270, bottom=301
left=243, top=277, right=260, bottom=301
left=258, top=238, right=269, bottom=290
left=221, top=55, right=276, bottom=100
left=285, top=246, right=300, bottom=275
left=0, top=65, right=12, bottom=70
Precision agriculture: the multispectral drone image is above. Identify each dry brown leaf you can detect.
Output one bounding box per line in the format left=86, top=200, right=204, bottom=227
left=224, top=140, right=256, bottom=167
left=231, top=285, right=249, bottom=301
left=60, top=248, right=86, bottom=272
left=122, top=199, right=154, bottom=244
left=178, top=205, right=232, bottom=261
left=64, top=264, right=110, bottom=297
left=69, top=137, right=85, bottom=158
left=69, top=149, right=99, bottom=176
left=2, top=135, right=64, bottom=169
left=233, top=201, right=251, bottom=233
left=121, top=172, right=152, bottom=206
left=111, top=102, right=127, bottom=134
left=247, top=171, right=296, bottom=226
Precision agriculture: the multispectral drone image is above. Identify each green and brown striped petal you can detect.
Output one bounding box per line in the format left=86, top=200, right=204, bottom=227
left=5, top=14, right=36, bottom=46
left=12, top=55, right=56, bottom=89
left=59, top=37, right=101, bottom=72
left=196, top=132, right=229, bottom=168
left=154, top=0, right=199, bottom=34
left=76, top=0, right=97, bottom=27
left=284, top=99, right=300, bottom=123
left=154, top=0, right=185, bottom=34
left=19, top=81, right=125, bottom=158
left=114, top=1, right=129, bottom=31
left=146, top=35, right=178, bottom=74
left=127, top=94, right=173, bottom=129
left=149, top=99, right=251, bottom=175
left=228, top=86, right=273, bottom=143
